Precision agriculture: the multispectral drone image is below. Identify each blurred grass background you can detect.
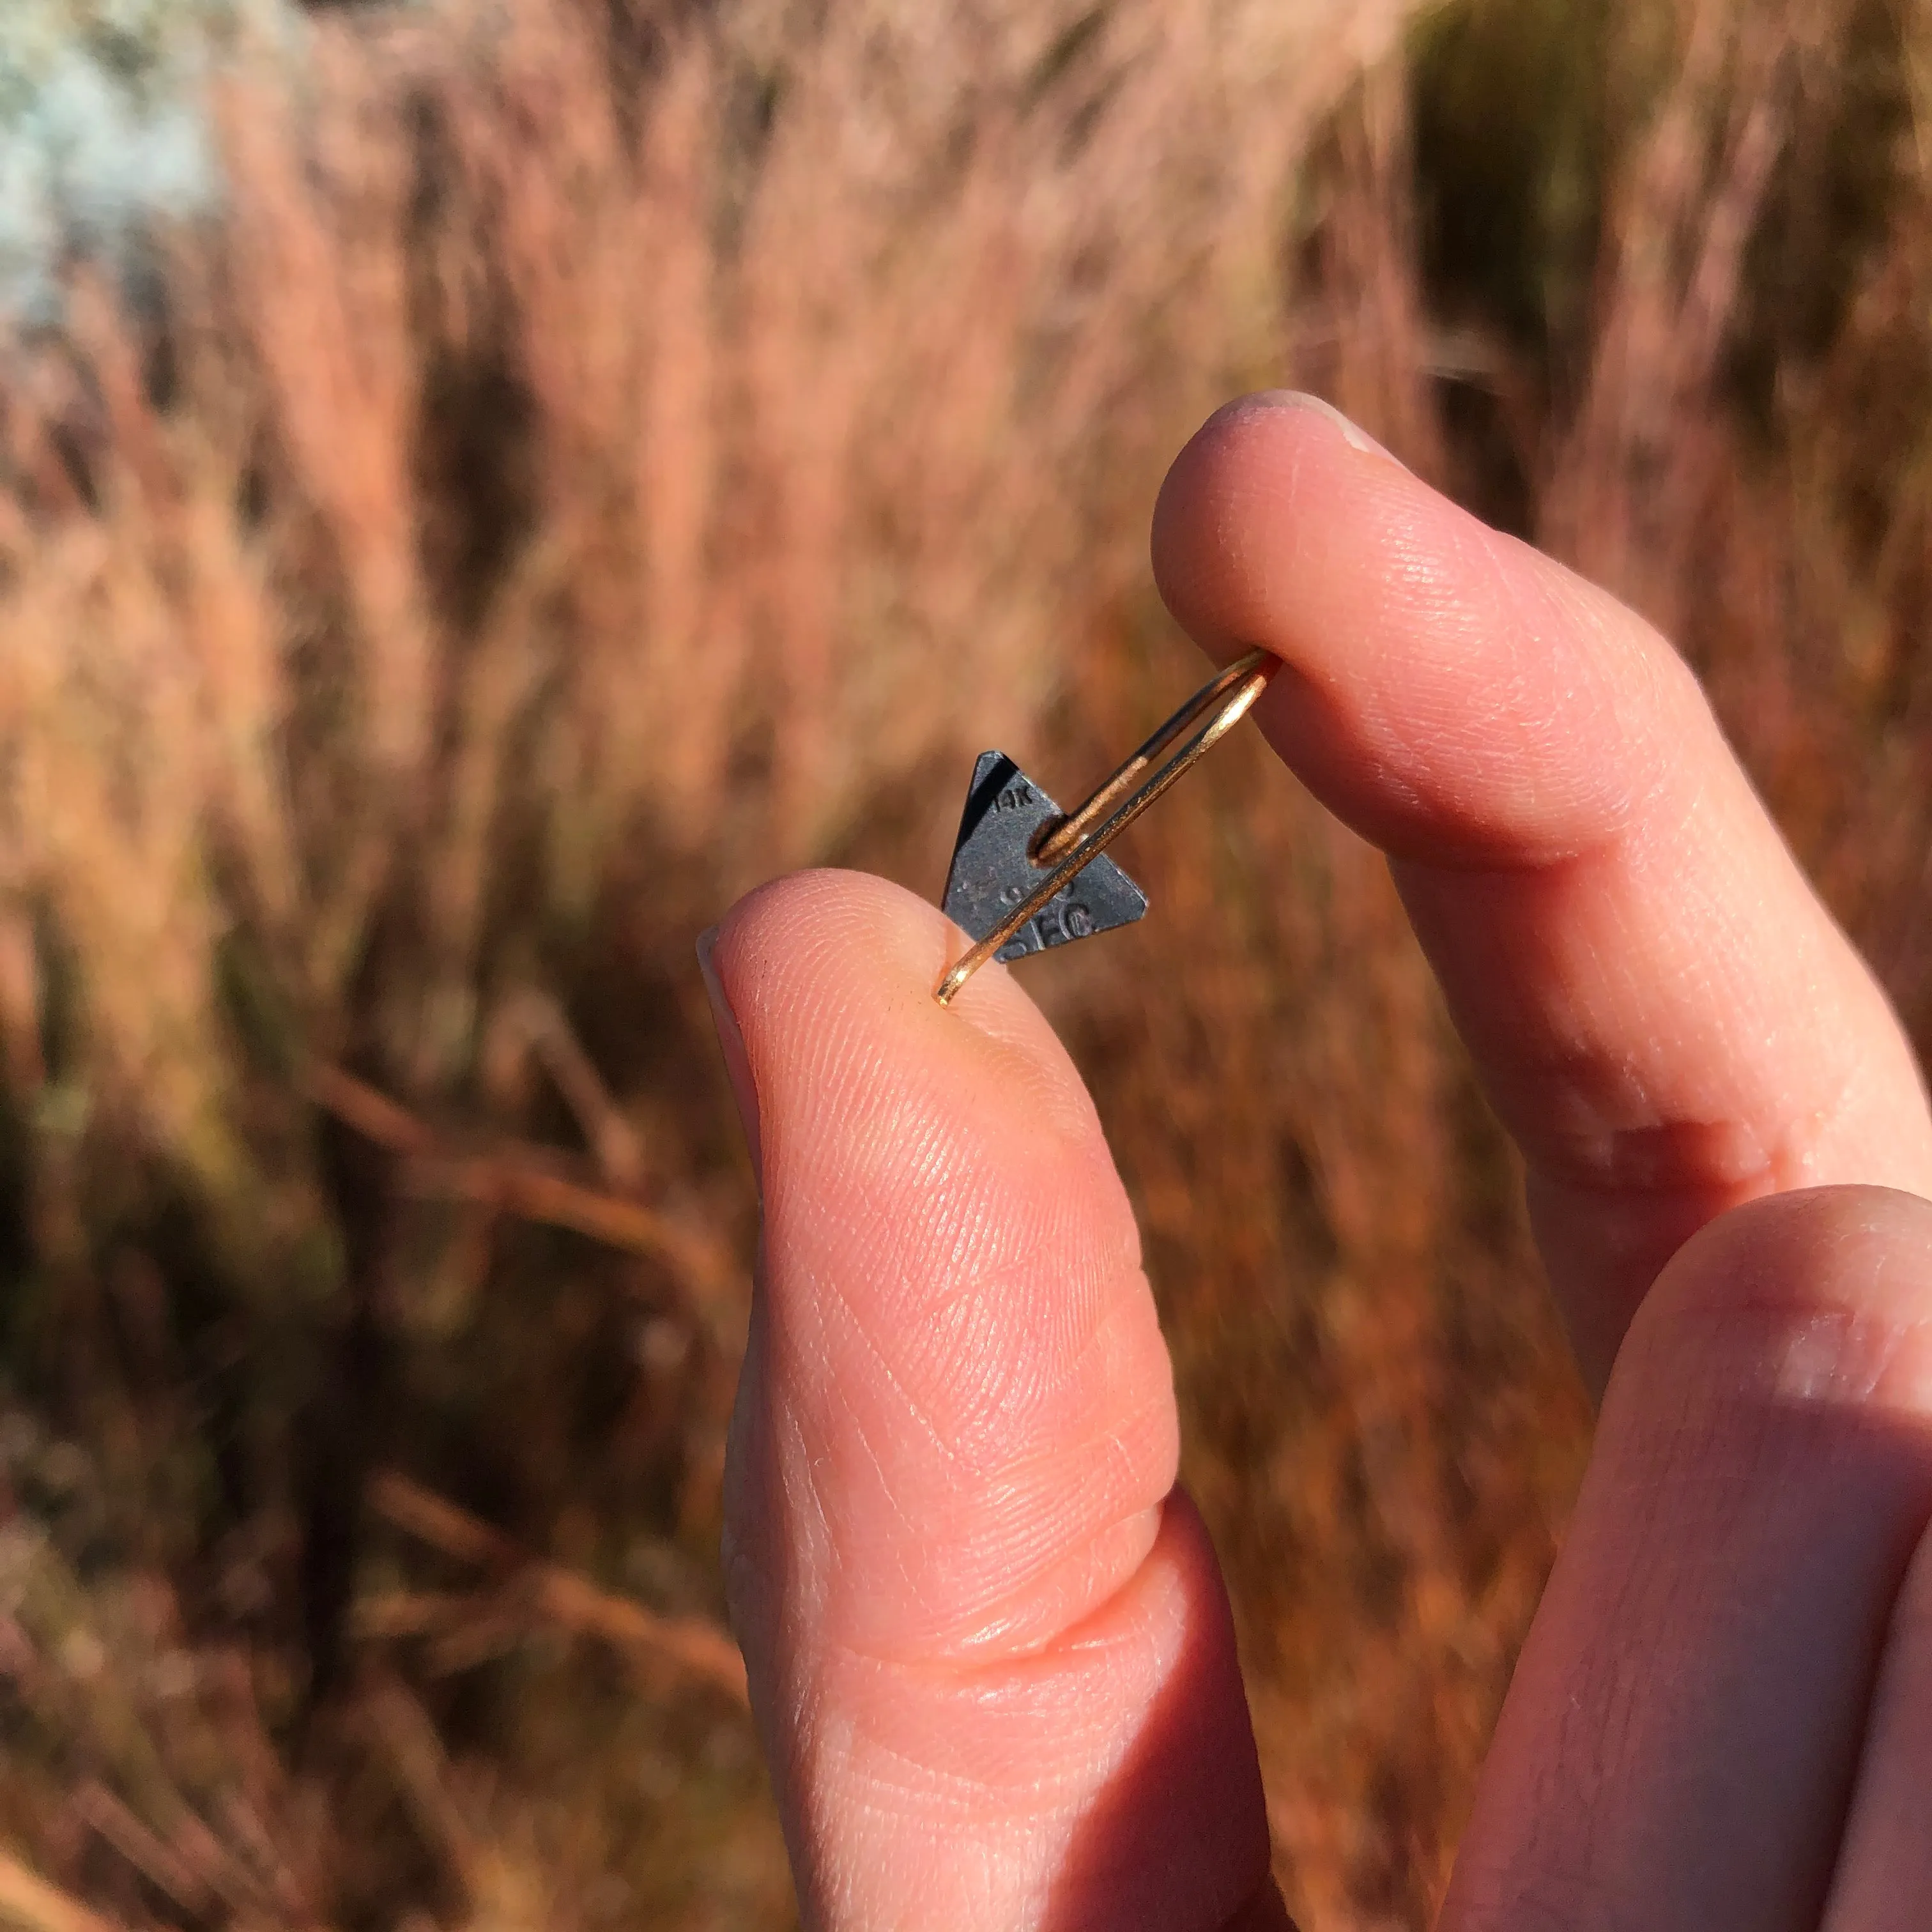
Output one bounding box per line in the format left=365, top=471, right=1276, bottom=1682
left=2, top=0, right=1931, bottom=1925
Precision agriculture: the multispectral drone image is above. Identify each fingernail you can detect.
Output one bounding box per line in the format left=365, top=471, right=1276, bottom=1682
left=1268, top=390, right=1407, bottom=469
left=697, top=924, right=762, bottom=1190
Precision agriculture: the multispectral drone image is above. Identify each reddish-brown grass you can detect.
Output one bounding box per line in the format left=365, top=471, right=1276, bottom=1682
left=1, top=0, right=1929, bottom=1925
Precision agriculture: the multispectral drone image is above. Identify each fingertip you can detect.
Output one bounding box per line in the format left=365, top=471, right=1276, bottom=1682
left=1151, top=389, right=1413, bottom=663
left=705, top=867, right=986, bottom=1047
left=1627, top=1184, right=1932, bottom=1365
left=706, top=866, right=1105, bottom=1160
left=1662, top=1183, right=1932, bottom=1285
left=1152, top=388, right=1703, bottom=865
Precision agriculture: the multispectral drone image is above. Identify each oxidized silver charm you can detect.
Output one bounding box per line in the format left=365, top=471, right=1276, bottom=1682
left=941, top=754, right=1147, bottom=967
left=933, top=648, right=1278, bottom=1006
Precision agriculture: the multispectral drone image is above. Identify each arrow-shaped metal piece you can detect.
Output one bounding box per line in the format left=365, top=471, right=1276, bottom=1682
left=941, top=753, right=1148, bottom=965
left=933, top=648, right=1278, bottom=1006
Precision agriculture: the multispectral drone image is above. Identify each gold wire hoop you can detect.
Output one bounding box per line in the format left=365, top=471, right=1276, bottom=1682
left=933, top=647, right=1279, bottom=1006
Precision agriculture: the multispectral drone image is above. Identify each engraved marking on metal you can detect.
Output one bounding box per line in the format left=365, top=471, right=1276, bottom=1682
left=940, top=752, right=1147, bottom=969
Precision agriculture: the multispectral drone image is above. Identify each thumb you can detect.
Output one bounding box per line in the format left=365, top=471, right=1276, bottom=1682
left=703, top=870, right=1282, bottom=1930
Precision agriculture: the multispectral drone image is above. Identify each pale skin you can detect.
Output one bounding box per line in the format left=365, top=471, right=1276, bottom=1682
left=698, top=392, right=1932, bottom=1929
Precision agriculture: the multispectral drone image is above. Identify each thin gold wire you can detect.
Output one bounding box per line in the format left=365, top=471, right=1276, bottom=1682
left=933, top=648, right=1279, bottom=1006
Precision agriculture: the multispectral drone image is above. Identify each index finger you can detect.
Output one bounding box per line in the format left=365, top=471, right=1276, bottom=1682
left=1152, top=392, right=1932, bottom=1386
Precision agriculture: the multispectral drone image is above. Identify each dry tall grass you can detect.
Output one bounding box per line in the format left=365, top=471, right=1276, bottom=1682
left=2, top=0, right=1930, bottom=1925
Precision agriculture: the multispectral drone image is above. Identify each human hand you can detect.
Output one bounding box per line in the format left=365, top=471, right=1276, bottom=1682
left=699, top=392, right=1932, bottom=1929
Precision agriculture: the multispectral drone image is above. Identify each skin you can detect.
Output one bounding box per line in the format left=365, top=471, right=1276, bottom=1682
left=699, top=392, right=1932, bottom=1929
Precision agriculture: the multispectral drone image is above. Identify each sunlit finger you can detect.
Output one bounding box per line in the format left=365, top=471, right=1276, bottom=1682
left=1445, top=1187, right=1932, bottom=1930
left=707, top=870, right=1278, bottom=1929
left=1153, top=392, right=1932, bottom=1386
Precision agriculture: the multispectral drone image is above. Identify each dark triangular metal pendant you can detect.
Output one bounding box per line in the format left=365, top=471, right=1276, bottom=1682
left=940, top=752, right=1147, bottom=964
